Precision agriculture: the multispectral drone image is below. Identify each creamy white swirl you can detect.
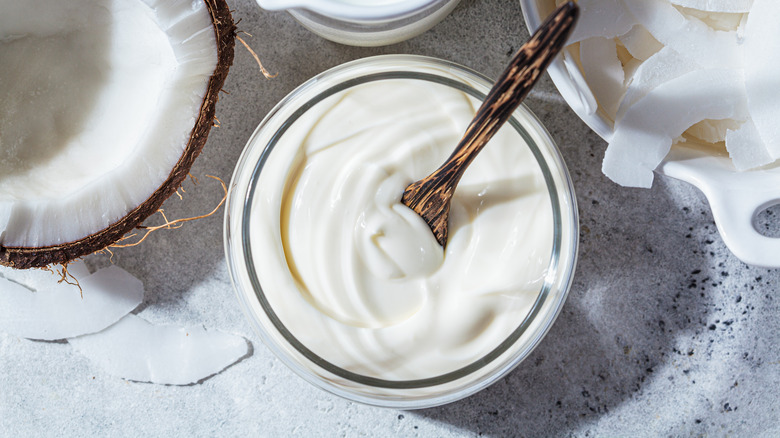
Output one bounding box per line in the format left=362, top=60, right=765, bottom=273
left=251, top=77, right=554, bottom=380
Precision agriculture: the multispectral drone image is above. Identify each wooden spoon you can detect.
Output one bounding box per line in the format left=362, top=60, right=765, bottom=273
left=401, top=1, right=579, bottom=248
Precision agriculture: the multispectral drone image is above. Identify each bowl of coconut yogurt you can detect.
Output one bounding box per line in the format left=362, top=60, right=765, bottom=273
left=225, top=55, right=578, bottom=408
left=255, top=0, right=461, bottom=46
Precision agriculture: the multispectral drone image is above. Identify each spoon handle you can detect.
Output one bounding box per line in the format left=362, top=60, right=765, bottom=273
left=401, top=2, right=578, bottom=246
left=446, top=1, right=578, bottom=177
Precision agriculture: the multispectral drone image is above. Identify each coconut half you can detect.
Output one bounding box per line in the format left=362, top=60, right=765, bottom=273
left=0, top=0, right=235, bottom=269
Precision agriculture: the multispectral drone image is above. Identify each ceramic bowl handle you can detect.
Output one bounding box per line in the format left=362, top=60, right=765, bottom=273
left=705, top=185, right=780, bottom=268
left=661, top=146, right=780, bottom=268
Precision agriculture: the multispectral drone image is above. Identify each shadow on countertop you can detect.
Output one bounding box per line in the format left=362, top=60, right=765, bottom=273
left=414, top=96, right=717, bottom=436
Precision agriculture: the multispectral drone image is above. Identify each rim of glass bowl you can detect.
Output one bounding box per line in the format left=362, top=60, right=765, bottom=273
left=225, top=55, right=579, bottom=409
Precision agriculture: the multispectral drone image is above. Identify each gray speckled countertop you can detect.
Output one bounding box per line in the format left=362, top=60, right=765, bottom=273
left=2, top=1, right=779, bottom=436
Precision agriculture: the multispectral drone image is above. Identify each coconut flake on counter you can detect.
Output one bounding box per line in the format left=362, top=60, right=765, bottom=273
left=68, top=314, right=249, bottom=385
left=0, top=263, right=143, bottom=340
left=615, top=46, right=698, bottom=123
left=1, top=259, right=89, bottom=293
left=743, top=0, right=780, bottom=160
left=603, top=69, right=748, bottom=187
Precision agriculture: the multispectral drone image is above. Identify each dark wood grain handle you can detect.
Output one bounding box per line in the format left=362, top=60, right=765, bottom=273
left=424, top=2, right=577, bottom=191
left=402, top=2, right=578, bottom=247
left=453, top=2, right=577, bottom=172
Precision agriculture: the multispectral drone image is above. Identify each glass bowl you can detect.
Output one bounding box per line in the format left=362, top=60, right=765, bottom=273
left=225, top=55, right=579, bottom=408
left=257, top=0, right=461, bottom=46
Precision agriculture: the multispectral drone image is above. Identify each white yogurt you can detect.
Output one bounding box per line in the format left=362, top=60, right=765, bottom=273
left=248, top=77, right=554, bottom=380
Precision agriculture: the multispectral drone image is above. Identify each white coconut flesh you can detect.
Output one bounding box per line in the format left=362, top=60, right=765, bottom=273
left=622, top=0, right=741, bottom=69
left=669, top=0, right=753, bottom=14
left=0, top=0, right=219, bottom=251
left=615, top=46, right=699, bottom=124
left=561, top=0, right=778, bottom=187
left=618, top=25, right=663, bottom=62
left=69, top=314, right=249, bottom=385
left=602, top=69, right=748, bottom=188
left=0, top=263, right=143, bottom=341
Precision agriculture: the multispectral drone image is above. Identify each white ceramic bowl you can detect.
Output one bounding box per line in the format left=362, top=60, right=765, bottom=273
left=520, top=0, right=780, bottom=268
left=256, top=0, right=461, bottom=46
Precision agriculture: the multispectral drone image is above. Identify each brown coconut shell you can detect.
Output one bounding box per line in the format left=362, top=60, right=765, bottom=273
left=0, top=0, right=236, bottom=269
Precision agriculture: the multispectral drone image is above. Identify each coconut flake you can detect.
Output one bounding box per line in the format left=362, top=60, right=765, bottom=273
left=616, top=46, right=699, bottom=123
left=743, top=0, right=780, bottom=160
left=677, top=7, right=746, bottom=32
left=622, top=58, right=643, bottom=85
left=623, top=0, right=741, bottom=69
left=603, top=69, right=747, bottom=187
left=669, top=0, right=753, bottom=13
left=0, top=264, right=143, bottom=340
left=686, top=119, right=741, bottom=144
left=0, top=260, right=90, bottom=292
left=726, top=119, right=774, bottom=171
left=618, top=25, right=663, bottom=61
left=580, top=37, right=625, bottom=120
left=0, top=0, right=219, bottom=250
left=568, top=0, right=637, bottom=44
left=68, top=314, right=249, bottom=385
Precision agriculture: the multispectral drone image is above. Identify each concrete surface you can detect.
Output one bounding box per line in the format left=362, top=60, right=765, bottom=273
left=2, top=1, right=779, bottom=436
